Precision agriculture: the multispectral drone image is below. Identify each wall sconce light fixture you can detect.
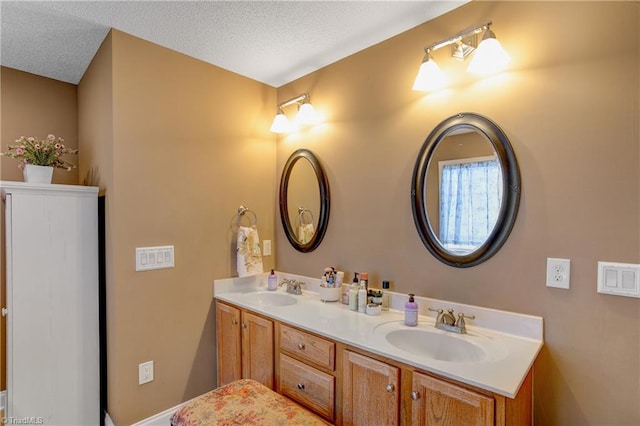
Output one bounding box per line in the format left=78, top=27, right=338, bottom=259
left=270, top=93, right=318, bottom=134
left=413, top=21, right=510, bottom=92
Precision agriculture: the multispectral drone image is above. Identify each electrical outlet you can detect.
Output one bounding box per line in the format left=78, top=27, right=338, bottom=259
left=546, top=258, right=570, bottom=289
left=139, top=361, right=154, bottom=385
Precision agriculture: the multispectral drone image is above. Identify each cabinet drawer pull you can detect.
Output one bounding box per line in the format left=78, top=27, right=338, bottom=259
left=411, top=391, right=420, bottom=400
left=297, top=383, right=305, bottom=391
left=231, top=319, right=238, bottom=325
left=385, top=384, right=395, bottom=393
left=297, top=343, right=305, bottom=350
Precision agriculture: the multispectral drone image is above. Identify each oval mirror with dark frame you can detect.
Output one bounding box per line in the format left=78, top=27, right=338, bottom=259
left=411, top=112, right=521, bottom=267
left=279, top=148, right=330, bottom=252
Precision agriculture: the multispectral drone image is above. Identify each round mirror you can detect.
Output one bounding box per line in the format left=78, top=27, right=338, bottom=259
left=279, top=149, right=330, bottom=252
left=411, top=113, right=521, bottom=267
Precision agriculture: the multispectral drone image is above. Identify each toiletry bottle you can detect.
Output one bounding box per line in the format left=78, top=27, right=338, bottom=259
left=404, top=294, right=418, bottom=326
left=381, top=280, right=390, bottom=311
left=360, top=272, right=369, bottom=292
left=358, top=281, right=367, bottom=313
left=268, top=269, right=277, bottom=291
left=349, top=273, right=360, bottom=311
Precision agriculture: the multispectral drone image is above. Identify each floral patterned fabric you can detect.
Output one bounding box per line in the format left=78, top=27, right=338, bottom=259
left=170, top=379, right=329, bottom=426
left=236, top=226, right=263, bottom=277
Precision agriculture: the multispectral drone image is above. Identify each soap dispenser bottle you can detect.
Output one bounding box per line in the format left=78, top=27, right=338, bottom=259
left=404, top=294, right=418, bottom=326
left=349, top=273, right=360, bottom=311
left=268, top=269, right=277, bottom=291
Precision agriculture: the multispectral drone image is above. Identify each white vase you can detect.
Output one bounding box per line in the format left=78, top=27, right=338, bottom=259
left=23, top=164, right=54, bottom=184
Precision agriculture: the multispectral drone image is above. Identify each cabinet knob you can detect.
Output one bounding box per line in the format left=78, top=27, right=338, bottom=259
left=385, top=384, right=395, bottom=393
left=297, top=383, right=305, bottom=391
left=411, top=391, right=421, bottom=400
left=241, top=323, right=247, bottom=328
left=1, top=308, right=7, bottom=317
left=297, top=343, right=305, bottom=350
left=231, top=319, right=238, bottom=325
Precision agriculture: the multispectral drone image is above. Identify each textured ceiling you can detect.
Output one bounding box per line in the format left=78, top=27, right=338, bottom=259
left=0, top=1, right=467, bottom=87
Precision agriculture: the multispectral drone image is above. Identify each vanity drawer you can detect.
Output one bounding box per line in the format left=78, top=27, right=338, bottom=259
left=279, top=354, right=335, bottom=421
left=280, top=324, right=335, bottom=371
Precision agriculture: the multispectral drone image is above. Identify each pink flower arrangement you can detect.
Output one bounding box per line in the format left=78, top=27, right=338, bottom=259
left=1, top=134, right=77, bottom=171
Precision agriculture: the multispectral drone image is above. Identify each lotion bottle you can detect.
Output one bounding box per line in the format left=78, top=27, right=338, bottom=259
left=404, top=294, right=418, bottom=326
left=358, top=281, right=367, bottom=313
left=349, top=273, right=360, bottom=311
left=268, top=269, right=278, bottom=291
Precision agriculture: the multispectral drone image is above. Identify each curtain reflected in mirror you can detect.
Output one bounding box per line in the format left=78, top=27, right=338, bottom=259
left=425, top=131, right=502, bottom=255
left=412, top=113, right=520, bottom=267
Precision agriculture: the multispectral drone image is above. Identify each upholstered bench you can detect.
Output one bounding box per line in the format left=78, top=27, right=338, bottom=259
left=170, top=379, right=330, bottom=425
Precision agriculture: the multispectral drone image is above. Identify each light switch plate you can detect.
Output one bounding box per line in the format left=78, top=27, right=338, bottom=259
left=597, top=261, right=640, bottom=298
left=136, top=245, right=175, bottom=271
left=263, top=240, right=272, bottom=256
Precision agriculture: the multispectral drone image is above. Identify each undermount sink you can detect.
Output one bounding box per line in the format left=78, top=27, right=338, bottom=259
left=240, top=291, right=298, bottom=307
left=385, top=329, right=487, bottom=362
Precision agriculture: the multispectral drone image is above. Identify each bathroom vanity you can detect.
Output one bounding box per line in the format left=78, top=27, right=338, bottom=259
left=213, top=274, right=542, bottom=425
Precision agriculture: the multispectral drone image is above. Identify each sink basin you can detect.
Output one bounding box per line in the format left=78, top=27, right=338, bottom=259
left=240, top=291, right=298, bottom=307
left=384, top=328, right=487, bottom=362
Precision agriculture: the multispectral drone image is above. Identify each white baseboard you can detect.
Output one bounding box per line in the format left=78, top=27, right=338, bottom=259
left=1, top=390, right=6, bottom=411
left=105, top=412, right=115, bottom=426
left=129, top=399, right=189, bottom=426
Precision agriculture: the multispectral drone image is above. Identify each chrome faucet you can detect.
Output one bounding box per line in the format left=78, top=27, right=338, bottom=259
left=428, top=307, right=475, bottom=334
left=279, top=278, right=304, bottom=295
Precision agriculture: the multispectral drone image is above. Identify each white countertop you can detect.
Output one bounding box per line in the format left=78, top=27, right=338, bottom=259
left=213, top=272, right=543, bottom=399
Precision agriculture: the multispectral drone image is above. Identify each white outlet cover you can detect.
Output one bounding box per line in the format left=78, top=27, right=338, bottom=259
left=546, top=258, right=570, bottom=289
left=139, top=360, right=154, bottom=385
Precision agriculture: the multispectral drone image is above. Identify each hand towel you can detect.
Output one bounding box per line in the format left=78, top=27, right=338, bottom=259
left=237, top=225, right=263, bottom=277
left=297, top=223, right=315, bottom=245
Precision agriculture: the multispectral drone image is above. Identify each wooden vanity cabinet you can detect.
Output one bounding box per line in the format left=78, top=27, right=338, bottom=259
left=342, top=350, right=400, bottom=425
left=214, top=302, right=532, bottom=426
left=215, top=301, right=274, bottom=388
left=410, top=371, right=494, bottom=426
left=276, top=323, right=337, bottom=422
left=342, top=347, right=532, bottom=426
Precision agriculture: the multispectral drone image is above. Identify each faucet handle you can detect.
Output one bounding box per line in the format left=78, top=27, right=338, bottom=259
left=454, top=313, right=475, bottom=332
left=428, top=307, right=445, bottom=324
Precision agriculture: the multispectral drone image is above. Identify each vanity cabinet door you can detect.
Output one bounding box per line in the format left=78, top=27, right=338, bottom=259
left=343, top=350, right=400, bottom=425
left=216, top=302, right=274, bottom=389
left=411, top=371, right=494, bottom=426
left=241, top=310, right=274, bottom=388
left=216, top=302, right=242, bottom=386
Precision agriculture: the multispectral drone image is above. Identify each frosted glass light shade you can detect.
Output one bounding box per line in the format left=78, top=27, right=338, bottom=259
left=467, top=37, right=511, bottom=75
left=412, top=57, right=447, bottom=92
left=295, top=102, right=317, bottom=126
left=270, top=112, right=290, bottom=134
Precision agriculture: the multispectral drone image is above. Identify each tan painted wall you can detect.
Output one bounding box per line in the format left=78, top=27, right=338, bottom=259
left=79, top=30, right=276, bottom=424
left=0, top=67, right=79, bottom=184
left=275, top=2, right=640, bottom=425
left=0, top=66, right=80, bottom=391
